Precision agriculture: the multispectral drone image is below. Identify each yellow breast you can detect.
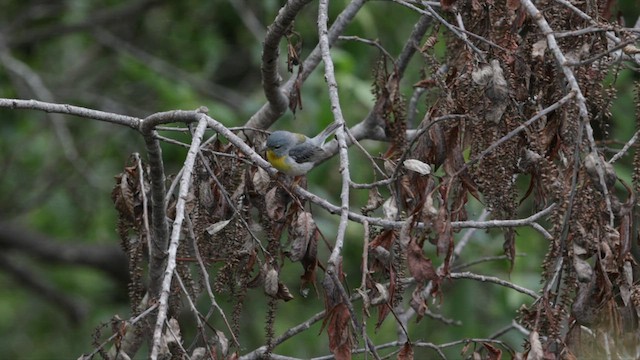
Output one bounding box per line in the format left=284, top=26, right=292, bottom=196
left=266, top=150, right=291, bottom=172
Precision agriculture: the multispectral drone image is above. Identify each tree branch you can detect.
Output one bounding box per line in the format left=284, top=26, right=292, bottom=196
left=149, top=115, right=209, bottom=359
left=255, top=0, right=313, bottom=127
left=0, top=98, right=140, bottom=128
left=245, top=0, right=366, bottom=130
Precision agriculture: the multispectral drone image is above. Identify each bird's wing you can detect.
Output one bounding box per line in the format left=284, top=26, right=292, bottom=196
left=289, top=143, right=325, bottom=164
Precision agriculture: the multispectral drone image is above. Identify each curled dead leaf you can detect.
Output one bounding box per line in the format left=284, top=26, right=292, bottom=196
left=362, top=186, right=384, bottom=214
left=483, top=342, right=502, bottom=360
left=370, top=282, right=389, bottom=306
left=264, top=266, right=279, bottom=296
left=407, top=239, right=437, bottom=284
left=277, top=282, right=295, bottom=302
left=403, top=159, right=431, bottom=175
left=623, top=44, right=640, bottom=55
left=410, top=288, right=428, bottom=322
left=252, top=167, right=271, bottom=194
left=573, top=257, right=593, bottom=283
left=206, top=219, right=231, bottom=235
left=288, top=211, right=317, bottom=262
left=383, top=196, right=398, bottom=220
left=528, top=331, right=543, bottom=360
left=531, top=39, right=547, bottom=59
left=325, top=303, right=353, bottom=360
left=265, top=187, right=287, bottom=221
left=112, top=168, right=137, bottom=222
left=397, top=342, right=414, bottom=360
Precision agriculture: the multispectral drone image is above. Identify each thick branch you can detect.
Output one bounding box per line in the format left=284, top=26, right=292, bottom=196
left=149, top=116, right=209, bottom=359
left=258, top=0, right=313, bottom=125
left=246, top=0, right=366, bottom=130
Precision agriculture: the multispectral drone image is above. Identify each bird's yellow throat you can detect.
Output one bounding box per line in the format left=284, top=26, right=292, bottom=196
left=266, top=150, right=291, bottom=172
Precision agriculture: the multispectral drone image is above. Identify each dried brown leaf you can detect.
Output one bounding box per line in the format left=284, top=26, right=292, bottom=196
left=440, top=0, right=457, bottom=11
left=507, top=0, right=520, bottom=11
left=300, top=230, right=318, bottom=298
left=276, top=282, right=295, bottom=302
left=397, top=342, right=414, bottom=360
left=112, top=169, right=136, bottom=221
left=483, top=343, right=502, bottom=360
left=369, top=230, right=396, bottom=271
left=407, top=239, right=437, bottom=284
left=370, top=282, right=389, bottom=306
left=326, top=303, right=353, bottom=360
left=362, top=187, right=384, bottom=215
left=251, top=167, right=270, bottom=194
left=410, top=288, right=428, bottom=323
left=288, top=211, right=317, bottom=262
left=435, top=206, right=453, bottom=260
left=265, top=187, right=287, bottom=221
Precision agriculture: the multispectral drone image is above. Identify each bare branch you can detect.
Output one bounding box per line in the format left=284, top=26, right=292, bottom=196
left=150, top=116, right=209, bottom=359
left=609, top=129, right=640, bottom=164
left=0, top=98, right=140, bottom=128
left=255, top=0, right=313, bottom=128
left=449, top=271, right=539, bottom=299
left=246, top=0, right=367, bottom=129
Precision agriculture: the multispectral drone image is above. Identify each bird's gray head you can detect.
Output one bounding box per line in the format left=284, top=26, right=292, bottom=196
left=266, top=131, right=297, bottom=157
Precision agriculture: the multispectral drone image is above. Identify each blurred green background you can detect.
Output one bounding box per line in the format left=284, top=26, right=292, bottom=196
left=0, top=0, right=638, bottom=358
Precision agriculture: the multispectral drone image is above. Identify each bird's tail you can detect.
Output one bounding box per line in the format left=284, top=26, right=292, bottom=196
left=314, top=121, right=342, bottom=143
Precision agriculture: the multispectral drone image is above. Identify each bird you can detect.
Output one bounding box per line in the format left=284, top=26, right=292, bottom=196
left=265, top=122, right=341, bottom=176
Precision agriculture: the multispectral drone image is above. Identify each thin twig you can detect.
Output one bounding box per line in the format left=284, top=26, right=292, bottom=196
left=449, top=271, right=539, bottom=299
left=608, top=128, right=640, bottom=164
left=454, top=91, right=575, bottom=175
left=393, top=0, right=485, bottom=60
left=83, top=299, right=158, bottom=360
left=338, top=35, right=395, bottom=62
